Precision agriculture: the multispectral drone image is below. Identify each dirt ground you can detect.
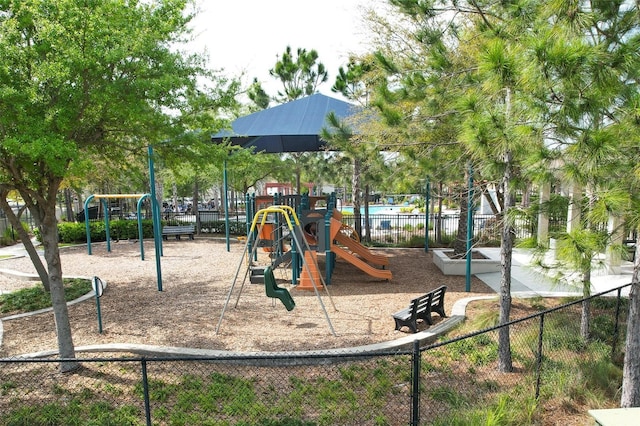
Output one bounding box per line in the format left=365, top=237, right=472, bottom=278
left=0, top=238, right=496, bottom=357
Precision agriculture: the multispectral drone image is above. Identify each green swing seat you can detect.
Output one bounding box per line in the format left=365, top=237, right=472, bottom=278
left=263, top=266, right=295, bottom=311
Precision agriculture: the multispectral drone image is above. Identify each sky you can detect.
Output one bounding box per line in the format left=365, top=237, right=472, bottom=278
left=189, top=0, right=378, bottom=98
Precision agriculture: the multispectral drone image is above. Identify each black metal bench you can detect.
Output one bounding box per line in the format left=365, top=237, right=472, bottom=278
left=162, top=225, right=195, bottom=240
left=392, top=286, right=447, bottom=333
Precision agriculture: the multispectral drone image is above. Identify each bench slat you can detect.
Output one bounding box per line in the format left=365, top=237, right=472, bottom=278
left=392, top=286, right=447, bottom=333
left=162, top=225, right=195, bottom=240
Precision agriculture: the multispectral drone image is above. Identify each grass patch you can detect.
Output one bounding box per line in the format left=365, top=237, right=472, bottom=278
left=0, top=278, right=92, bottom=315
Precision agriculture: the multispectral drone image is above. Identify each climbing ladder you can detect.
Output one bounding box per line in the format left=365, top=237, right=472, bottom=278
left=215, top=205, right=336, bottom=336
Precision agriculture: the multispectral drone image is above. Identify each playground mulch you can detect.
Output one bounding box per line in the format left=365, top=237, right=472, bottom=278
left=0, top=238, right=495, bottom=357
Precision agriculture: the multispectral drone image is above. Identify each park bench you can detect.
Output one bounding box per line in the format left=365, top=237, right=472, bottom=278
left=392, top=285, right=447, bottom=333
left=162, top=225, right=195, bottom=240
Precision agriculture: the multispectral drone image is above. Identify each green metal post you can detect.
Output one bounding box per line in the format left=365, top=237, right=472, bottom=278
left=102, top=199, right=111, bottom=252
left=223, top=159, right=230, bottom=252
left=84, top=195, right=95, bottom=255
left=136, top=194, right=151, bottom=260
left=148, top=145, right=163, bottom=291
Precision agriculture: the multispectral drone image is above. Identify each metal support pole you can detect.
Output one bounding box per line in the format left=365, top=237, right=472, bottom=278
left=141, top=359, right=152, bottom=426
left=136, top=195, right=149, bottom=260
left=84, top=195, right=95, bottom=255
left=223, top=159, right=230, bottom=252
left=148, top=145, right=163, bottom=291
left=411, top=339, right=421, bottom=425
left=535, top=314, right=545, bottom=399
left=102, top=199, right=111, bottom=252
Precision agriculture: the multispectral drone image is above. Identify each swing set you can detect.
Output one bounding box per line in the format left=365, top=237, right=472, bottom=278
left=83, top=193, right=164, bottom=291
left=215, top=205, right=337, bottom=336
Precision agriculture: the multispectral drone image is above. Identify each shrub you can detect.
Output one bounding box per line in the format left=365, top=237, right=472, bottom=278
left=58, top=221, right=88, bottom=243
left=1, top=226, right=17, bottom=246
left=2, top=221, right=30, bottom=246
left=57, top=220, right=156, bottom=244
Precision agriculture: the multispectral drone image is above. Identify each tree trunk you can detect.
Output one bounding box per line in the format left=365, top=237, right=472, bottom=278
left=621, top=238, right=640, bottom=407
left=64, top=188, right=74, bottom=222
left=479, top=182, right=500, bottom=215
left=293, top=153, right=303, bottom=195
left=193, top=177, right=200, bottom=233
left=498, top=151, right=514, bottom=373
left=39, top=205, right=79, bottom=372
left=363, top=184, right=371, bottom=243
left=218, top=184, right=224, bottom=212
left=0, top=195, right=50, bottom=291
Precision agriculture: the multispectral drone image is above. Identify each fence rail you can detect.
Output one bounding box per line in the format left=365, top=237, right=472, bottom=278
left=155, top=210, right=565, bottom=247
left=0, top=283, right=630, bottom=425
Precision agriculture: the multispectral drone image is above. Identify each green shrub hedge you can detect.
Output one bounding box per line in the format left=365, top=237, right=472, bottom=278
left=54, top=220, right=156, bottom=243
left=52, top=220, right=248, bottom=244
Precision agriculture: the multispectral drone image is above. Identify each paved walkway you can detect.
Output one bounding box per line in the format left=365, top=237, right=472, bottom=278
left=0, top=238, right=43, bottom=258
left=476, top=247, right=633, bottom=298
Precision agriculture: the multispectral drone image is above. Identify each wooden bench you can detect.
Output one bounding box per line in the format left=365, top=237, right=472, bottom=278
left=392, top=286, right=447, bottom=333
left=162, top=225, right=195, bottom=240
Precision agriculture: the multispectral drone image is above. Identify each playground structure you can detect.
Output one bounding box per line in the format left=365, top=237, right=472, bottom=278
left=216, top=205, right=337, bottom=336
left=216, top=193, right=393, bottom=335
left=245, top=193, right=392, bottom=285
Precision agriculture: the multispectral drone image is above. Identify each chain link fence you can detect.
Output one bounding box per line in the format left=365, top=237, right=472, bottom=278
left=0, top=284, right=630, bottom=425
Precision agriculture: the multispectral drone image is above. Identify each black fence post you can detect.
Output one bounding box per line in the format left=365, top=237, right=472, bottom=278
left=535, top=313, right=545, bottom=399
left=141, top=358, right=152, bottom=426
left=411, top=339, right=421, bottom=426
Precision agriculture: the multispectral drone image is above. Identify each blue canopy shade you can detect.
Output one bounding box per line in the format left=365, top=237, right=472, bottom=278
left=211, top=93, right=359, bottom=153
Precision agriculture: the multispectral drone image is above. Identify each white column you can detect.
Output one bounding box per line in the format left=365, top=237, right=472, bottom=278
left=537, top=183, right=550, bottom=246
left=606, top=215, right=623, bottom=274
left=566, top=184, right=582, bottom=233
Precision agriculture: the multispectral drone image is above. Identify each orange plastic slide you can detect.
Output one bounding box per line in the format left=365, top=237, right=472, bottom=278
left=333, top=230, right=389, bottom=267
left=330, top=245, right=392, bottom=280
left=328, top=216, right=392, bottom=280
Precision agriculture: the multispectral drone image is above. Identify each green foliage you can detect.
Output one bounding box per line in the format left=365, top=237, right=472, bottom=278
left=516, top=236, right=538, bottom=249
left=53, top=220, right=156, bottom=244
left=0, top=0, right=240, bottom=360
left=579, top=358, right=623, bottom=399
left=447, top=334, right=498, bottom=366
left=269, top=46, right=328, bottom=102
left=3, top=400, right=141, bottom=425
left=0, top=278, right=91, bottom=315
left=0, top=222, right=29, bottom=247
left=0, top=227, right=17, bottom=246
